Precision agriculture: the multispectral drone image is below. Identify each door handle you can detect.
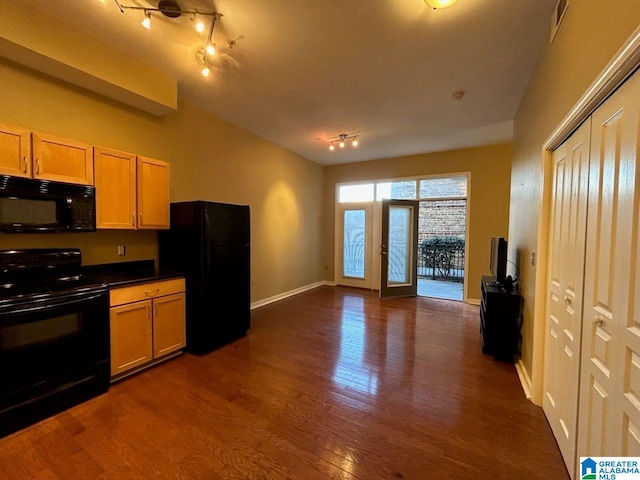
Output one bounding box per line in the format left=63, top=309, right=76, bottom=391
left=22, top=156, right=28, bottom=173
left=132, top=212, right=135, bottom=226
left=139, top=212, right=143, bottom=226
left=35, top=158, right=40, bottom=175
left=380, top=245, right=387, bottom=256
left=144, top=288, right=160, bottom=297
left=593, top=316, right=604, bottom=328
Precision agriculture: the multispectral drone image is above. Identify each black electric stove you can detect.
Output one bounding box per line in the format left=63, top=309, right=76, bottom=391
left=0, top=248, right=110, bottom=438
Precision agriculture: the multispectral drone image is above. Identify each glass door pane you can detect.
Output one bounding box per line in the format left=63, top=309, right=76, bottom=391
left=343, top=209, right=366, bottom=278
left=388, top=206, right=411, bottom=285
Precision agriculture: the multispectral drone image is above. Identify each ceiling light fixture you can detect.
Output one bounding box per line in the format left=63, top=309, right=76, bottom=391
left=424, top=0, right=459, bottom=9
left=193, top=14, right=205, bottom=32
left=328, top=134, right=360, bottom=152
left=141, top=10, right=151, bottom=29
left=113, top=0, right=223, bottom=77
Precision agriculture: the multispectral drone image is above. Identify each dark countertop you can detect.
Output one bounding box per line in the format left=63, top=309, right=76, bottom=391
left=82, top=260, right=185, bottom=288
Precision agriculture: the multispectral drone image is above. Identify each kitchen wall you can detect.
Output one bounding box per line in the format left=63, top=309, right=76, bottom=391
left=0, top=59, right=325, bottom=303
left=323, top=143, right=512, bottom=302
left=510, top=1, right=640, bottom=384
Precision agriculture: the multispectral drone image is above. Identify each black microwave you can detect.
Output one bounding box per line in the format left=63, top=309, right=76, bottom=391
left=0, top=175, right=96, bottom=233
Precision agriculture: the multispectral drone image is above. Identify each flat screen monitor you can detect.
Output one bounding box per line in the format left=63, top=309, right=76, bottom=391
left=490, top=237, right=508, bottom=284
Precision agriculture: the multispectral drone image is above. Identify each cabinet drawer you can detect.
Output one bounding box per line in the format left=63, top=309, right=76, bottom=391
left=110, top=278, right=185, bottom=307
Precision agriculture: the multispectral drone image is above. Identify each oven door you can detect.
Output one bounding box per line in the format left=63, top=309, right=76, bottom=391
left=0, top=289, right=110, bottom=402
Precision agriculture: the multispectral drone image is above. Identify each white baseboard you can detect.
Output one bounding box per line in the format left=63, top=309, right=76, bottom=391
left=251, top=281, right=330, bottom=310
left=466, top=298, right=481, bottom=306
left=515, top=359, right=533, bottom=401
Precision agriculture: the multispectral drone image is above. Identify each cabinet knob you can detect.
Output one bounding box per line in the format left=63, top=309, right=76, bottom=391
left=132, top=212, right=135, bottom=226
left=35, top=158, right=40, bottom=175
left=22, top=156, right=28, bottom=173
left=593, top=316, right=605, bottom=328
left=139, top=212, right=143, bottom=225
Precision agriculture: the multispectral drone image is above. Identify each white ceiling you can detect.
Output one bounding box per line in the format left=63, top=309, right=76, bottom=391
left=21, top=0, right=557, bottom=165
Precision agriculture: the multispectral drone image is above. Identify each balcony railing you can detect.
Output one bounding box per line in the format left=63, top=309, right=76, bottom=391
left=418, top=238, right=465, bottom=282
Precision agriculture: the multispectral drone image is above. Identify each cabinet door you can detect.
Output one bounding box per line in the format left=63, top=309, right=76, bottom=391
left=94, top=147, right=137, bottom=229
left=137, top=156, right=170, bottom=229
left=110, top=300, right=153, bottom=376
left=32, top=132, right=93, bottom=185
left=0, top=123, right=31, bottom=178
left=153, top=292, right=186, bottom=358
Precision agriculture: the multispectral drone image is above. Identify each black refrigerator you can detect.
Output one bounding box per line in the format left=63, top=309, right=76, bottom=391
left=158, top=201, right=250, bottom=354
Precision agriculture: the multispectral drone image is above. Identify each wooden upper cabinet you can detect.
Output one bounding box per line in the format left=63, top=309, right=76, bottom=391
left=0, top=123, right=31, bottom=178
left=94, top=147, right=137, bottom=229
left=32, top=132, right=93, bottom=185
left=137, top=156, right=170, bottom=230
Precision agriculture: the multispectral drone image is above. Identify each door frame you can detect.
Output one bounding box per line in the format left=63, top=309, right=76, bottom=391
left=380, top=199, right=419, bottom=298
left=530, top=26, right=640, bottom=405
left=334, top=173, right=471, bottom=302
left=334, top=202, right=374, bottom=289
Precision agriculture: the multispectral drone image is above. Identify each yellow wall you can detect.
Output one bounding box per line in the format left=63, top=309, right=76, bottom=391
left=510, top=2, right=640, bottom=380
left=323, top=144, right=512, bottom=301
left=0, top=59, right=324, bottom=303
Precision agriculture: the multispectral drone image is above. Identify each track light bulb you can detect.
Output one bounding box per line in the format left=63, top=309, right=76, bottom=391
left=196, top=20, right=205, bottom=32
left=141, top=11, right=151, bottom=29
left=206, top=43, right=216, bottom=55
left=202, top=65, right=210, bottom=77
left=352, top=138, right=359, bottom=147
left=339, top=140, right=345, bottom=148
left=329, top=143, right=335, bottom=151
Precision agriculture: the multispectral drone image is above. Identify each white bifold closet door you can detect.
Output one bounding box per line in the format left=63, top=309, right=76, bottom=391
left=542, top=117, right=591, bottom=476
left=577, top=67, right=640, bottom=462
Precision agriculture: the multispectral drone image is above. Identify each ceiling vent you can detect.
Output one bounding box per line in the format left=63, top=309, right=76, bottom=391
left=550, top=0, right=569, bottom=43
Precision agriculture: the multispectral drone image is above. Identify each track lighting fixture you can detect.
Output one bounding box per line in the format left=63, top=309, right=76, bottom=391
left=113, top=0, right=222, bottom=78
left=328, top=134, right=360, bottom=152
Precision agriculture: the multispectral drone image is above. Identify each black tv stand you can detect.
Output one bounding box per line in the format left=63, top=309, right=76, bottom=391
left=480, top=275, right=522, bottom=362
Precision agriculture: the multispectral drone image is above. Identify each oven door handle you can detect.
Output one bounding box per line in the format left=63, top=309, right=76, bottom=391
left=0, top=290, right=107, bottom=318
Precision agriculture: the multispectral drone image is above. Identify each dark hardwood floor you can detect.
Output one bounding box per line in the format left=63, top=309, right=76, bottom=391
left=0, top=286, right=568, bottom=479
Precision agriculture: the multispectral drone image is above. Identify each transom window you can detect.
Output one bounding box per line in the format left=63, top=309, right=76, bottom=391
left=338, top=176, right=467, bottom=203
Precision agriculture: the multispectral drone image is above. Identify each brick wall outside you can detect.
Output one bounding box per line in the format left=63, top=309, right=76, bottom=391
left=418, top=199, right=466, bottom=242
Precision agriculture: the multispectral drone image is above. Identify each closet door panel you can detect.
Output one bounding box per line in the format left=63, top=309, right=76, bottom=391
left=578, top=68, right=640, bottom=463
left=543, top=118, right=591, bottom=476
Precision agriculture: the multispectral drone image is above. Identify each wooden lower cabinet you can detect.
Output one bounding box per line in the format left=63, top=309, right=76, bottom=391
left=110, top=300, right=153, bottom=376
left=109, top=278, right=186, bottom=378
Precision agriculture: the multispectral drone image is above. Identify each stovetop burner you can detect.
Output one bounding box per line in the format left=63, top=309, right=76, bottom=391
left=0, top=249, right=107, bottom=306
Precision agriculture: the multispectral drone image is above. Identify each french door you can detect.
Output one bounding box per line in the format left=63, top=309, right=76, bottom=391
left=380, top=199, right=419, bottom=298
left=335, top=203, right=373, bottom=288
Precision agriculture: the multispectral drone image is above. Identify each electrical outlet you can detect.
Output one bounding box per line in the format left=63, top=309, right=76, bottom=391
left=117, top=245, right=126, bottom=256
